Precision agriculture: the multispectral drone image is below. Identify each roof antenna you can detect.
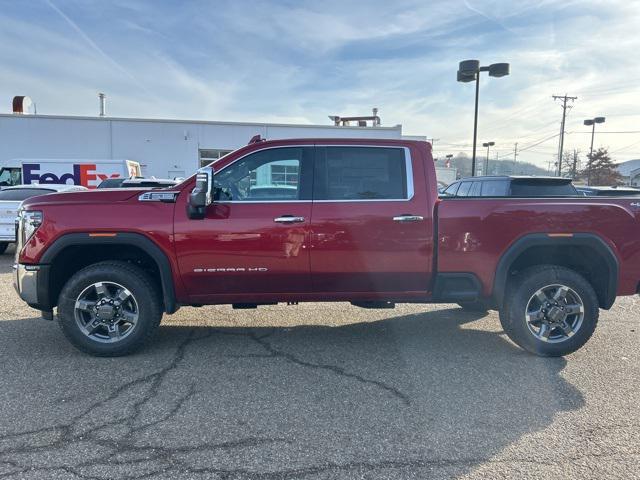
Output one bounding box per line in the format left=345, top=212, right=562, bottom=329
left=248, top=134, right=265, bottom=144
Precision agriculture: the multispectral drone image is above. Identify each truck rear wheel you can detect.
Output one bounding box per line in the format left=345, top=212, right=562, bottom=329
left=499, top=265, right=598, bottom=357
left=57, top=261, right=162, bottom=356
left=0, top=242, right=8, bottom=255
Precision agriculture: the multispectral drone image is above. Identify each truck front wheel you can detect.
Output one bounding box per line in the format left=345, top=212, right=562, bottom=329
left=57, top=261, right=162, bottom=356
left=499, top=265, right=599, bottom=357
left=0, top=242, right=8, bottom=255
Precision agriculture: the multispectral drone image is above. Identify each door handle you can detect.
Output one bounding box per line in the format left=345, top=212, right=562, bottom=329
left=274, top=216, right=306, bottom=224
left=393, top=215, right=424, bottom=222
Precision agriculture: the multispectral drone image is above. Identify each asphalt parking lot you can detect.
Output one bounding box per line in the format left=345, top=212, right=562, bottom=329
left=0, top=246, right=638, bottom=479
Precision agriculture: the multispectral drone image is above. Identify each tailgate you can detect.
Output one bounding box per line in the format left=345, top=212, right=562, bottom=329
left=0, top=201, right=21, bottom=241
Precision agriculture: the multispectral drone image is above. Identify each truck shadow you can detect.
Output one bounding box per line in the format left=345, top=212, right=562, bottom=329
left=0, top=308, right=584, bottom=479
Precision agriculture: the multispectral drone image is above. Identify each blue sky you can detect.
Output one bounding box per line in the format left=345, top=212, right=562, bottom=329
left=1, top=0, right=640, bottom=167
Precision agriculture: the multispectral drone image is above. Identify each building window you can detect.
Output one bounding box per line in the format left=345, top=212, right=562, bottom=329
left=199, top=148, right=232, bottom=168
left=270, top=164, right=299, bottom=186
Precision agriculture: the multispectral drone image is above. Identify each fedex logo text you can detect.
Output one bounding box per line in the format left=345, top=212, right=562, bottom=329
left=23, top=163, right=121, bottom=189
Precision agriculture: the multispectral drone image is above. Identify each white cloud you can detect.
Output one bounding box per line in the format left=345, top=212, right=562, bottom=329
left=0, top=0, right=639, bottom=167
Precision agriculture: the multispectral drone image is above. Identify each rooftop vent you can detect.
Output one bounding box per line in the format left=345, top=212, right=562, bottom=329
left=12, top=96, right=36, bottom=114
left=329, top=107, right=381, bottom=127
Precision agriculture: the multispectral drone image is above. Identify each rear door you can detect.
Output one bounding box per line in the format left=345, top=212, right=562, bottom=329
left=309, top=145, right=433, bottom=296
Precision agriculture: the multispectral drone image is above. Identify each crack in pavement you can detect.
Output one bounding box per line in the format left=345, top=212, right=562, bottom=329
left=0, top=328, right=288, bottom=479
left=213, top=328, right=411, bottom=406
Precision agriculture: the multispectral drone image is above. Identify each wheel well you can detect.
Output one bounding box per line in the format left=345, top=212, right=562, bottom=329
left=48, top=244, right=162, bottom=309
left=503, top=244, right=612, bottom=309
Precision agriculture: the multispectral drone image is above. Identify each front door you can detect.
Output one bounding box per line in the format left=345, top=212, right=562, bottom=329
left=310, top=145, right=433, bottom=297
left=174, top=146, right=314, bottom=303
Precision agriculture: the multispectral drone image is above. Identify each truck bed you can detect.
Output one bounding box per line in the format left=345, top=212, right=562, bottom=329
left=437, top=196, right=640, bottom=298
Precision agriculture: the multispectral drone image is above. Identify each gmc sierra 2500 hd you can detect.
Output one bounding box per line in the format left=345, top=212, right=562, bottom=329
left=13, top=138, right=640, bottom=357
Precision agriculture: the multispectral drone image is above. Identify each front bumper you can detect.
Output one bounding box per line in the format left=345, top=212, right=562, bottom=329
left=13, top=263, right=52, bottom=313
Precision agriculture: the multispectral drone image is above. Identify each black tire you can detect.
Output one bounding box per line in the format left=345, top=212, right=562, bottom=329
left=499, top=265, right=599, bottom=357
left=458, top=300, right=489, bottom=312
left=0, top=242, right=8, bottom=255
left=58, top=261, right=162, bottom=356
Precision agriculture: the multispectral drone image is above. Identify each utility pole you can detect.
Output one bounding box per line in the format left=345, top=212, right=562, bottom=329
left=513, top=142, right=518, bottom=174
left=552, top=94, right=577, bottom=176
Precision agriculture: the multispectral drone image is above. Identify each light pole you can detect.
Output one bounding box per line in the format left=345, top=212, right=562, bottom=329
left=584, top=116, right=605, bottom=186
left=457, top=60, right=510, bottom=176
left=482, top=142, right=495, bottom=176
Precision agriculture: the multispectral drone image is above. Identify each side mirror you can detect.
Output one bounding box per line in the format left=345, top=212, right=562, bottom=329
left=187, top=166, right=214, bottom=220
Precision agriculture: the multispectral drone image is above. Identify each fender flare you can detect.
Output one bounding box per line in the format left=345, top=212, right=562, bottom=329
left=40, top=232, right=178, bottom=313
left=492, top=233, right=619, bottom=309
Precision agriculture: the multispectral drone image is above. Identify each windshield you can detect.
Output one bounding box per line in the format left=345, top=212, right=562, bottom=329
left=0, top=168, right=21, bottom=187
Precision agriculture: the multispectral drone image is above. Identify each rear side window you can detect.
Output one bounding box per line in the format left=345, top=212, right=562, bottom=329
left=469, top=182, right=482, bottom=196
left=481, top=180, right=510, bottom=196
left=456, top=181, right=472, bottom=197
left=443, top=183, right=460, bottom=196
left=314, top=147, right=408, bottom=200
left=0, top=188, right=55, bottom=201
left=510, top=181, right=577, bottom=196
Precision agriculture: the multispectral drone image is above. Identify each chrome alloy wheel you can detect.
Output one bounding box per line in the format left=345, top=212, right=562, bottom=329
left=525, top=284, right=584, bottom=343
left=74, top=282, right=139, bottom=343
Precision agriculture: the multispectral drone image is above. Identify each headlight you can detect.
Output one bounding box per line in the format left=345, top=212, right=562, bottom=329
left=20, top=210, right=43, bottom=244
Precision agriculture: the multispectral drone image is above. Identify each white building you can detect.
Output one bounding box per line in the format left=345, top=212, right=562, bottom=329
left=0, top=113, right=413, bottom=179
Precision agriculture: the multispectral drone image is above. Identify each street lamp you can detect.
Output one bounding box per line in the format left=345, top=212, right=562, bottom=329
left=457, top=60, right=510, bottom=176
left=482, top=141, right=495, bottom=176
left=584, top=116, right=605, bottom=186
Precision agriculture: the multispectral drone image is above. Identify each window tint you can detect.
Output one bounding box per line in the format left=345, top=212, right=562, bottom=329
left=481, top=180, right=510, bottom=196
left=0, top=188, right=55, bottom=201
left=315, top=147, right=407, bottom=200
left=510, top=181, right=577, bottom=196
left=456, top=181, right=472, bottom=197
left=469, top=181, right=482, bottom=196
left=213, top=147, right=310, bottom=201
left=443, top=183, right=460, bottom=196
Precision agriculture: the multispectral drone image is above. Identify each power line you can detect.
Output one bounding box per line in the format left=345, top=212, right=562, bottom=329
left=552, top=94, right=577, bottom=175
left=497, top=132, right=561, bottom=159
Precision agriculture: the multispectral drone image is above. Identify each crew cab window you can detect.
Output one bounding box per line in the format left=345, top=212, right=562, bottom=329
left=0, top=188, right=55, bottom=201
left=481, top=180, right=509, bottom=196
left=456, top=181, right=472, bottom=197
left=314, top=147, right=408, bottom=200
left=469, top=181, right=482, bottom=196
left=213, top=147, right=312, bottom=201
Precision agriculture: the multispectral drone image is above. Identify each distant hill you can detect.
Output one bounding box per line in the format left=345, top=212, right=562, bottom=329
left=442, top=153, right=549, bottom=178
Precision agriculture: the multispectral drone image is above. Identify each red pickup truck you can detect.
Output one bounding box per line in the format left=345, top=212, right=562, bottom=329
left=13, top=138, right=640, bottom=357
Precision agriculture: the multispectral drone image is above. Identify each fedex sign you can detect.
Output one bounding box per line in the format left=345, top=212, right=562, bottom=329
left=22, top=163, right=121, bottom=189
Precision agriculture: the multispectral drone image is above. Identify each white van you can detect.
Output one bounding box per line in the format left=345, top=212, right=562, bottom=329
left=0, top=159, right=141, bottom=189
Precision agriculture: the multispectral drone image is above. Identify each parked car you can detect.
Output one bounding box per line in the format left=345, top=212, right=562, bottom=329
left=0, top=184, right=86, bottom=254
left=575, top=186, right=640, bottom=196
left=97, top=177, right=178, bottom=189
left=13, top=138, right=640, bottom=358
left=441, top=175, right=578, bottom=197
left=96, top=177, right=141, bottom=189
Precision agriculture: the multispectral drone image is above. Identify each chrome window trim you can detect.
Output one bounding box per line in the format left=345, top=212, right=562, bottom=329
left=213, top=145, right=414, bottom=204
